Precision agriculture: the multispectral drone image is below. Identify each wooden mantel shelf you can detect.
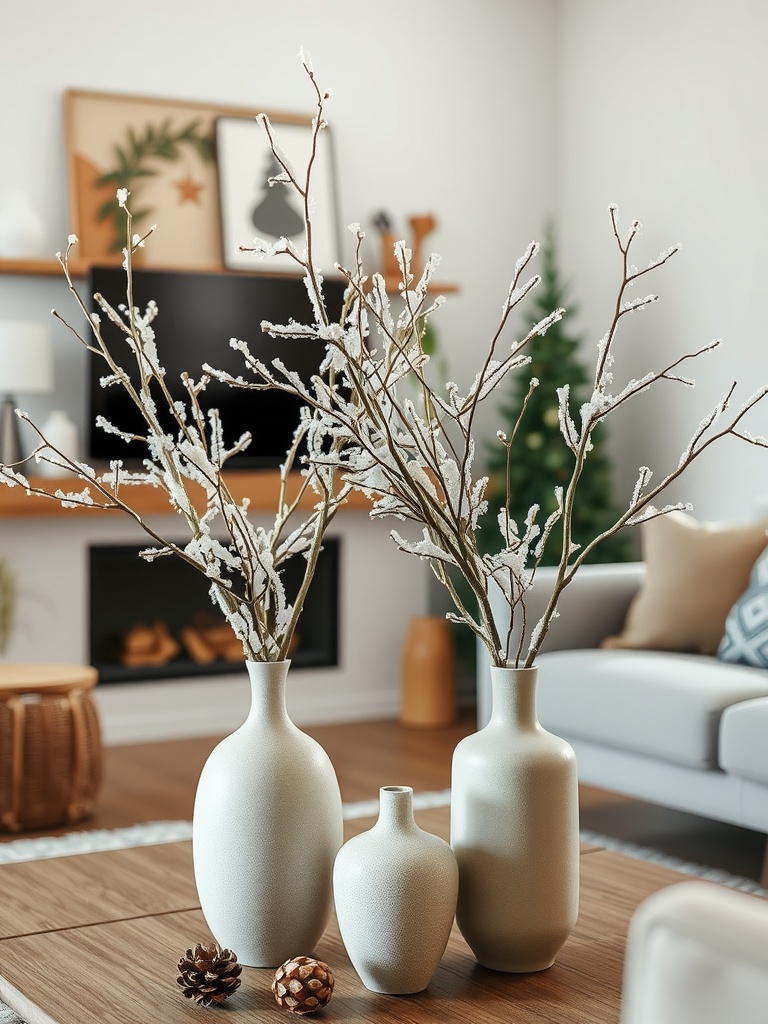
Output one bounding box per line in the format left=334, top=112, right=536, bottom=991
left=0, top=470, right=370, bottom=519
left=0, top=257, right=459, bottom=294
left=0, top=256, right=285, bottom=280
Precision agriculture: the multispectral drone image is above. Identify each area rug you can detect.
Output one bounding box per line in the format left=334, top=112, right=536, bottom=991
left=0, top=789, right=454, bottom=865
left=0, top=789, right=765, bottom=1024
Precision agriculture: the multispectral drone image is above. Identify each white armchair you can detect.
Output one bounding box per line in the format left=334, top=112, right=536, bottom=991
left=622, top=881, right=768, bottom=1024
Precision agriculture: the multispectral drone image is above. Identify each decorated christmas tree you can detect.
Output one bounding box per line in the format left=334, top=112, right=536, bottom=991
left=480, top=224, right=631, bottom=565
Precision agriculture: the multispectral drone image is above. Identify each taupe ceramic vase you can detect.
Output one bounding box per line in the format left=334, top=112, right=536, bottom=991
left=193, top=660, right=343, bottom=967
left=333, top=785, right=458, bottom=993
left=450, top=665, right=580, bottom=972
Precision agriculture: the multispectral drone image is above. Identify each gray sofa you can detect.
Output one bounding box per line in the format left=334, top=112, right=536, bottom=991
left=480, top=563, right=768, bottom=882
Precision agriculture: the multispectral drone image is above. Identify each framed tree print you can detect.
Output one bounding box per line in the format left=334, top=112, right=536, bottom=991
left=215, top=115, right=341, bottom=273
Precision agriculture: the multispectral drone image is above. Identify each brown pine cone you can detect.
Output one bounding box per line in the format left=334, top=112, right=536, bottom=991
left=176, top=942, right=242, bottom=1007
left=272, top=956, right=334, bottom=1015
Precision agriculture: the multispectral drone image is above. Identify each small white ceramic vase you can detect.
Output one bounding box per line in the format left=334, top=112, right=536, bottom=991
left=37, top=411, right=79, bottom=477
left=333, top=784, right=458, bottom=994
left=193, top=660, right=343, bottom=968
left=451, top=665, right=580, bottom=972
left=0, top=190, right=46, bottom=258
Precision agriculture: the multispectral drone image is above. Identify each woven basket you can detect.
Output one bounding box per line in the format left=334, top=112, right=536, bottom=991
left=0, top=685, right=103, bottom=832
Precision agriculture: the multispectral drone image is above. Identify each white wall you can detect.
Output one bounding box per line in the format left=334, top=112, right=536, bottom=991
left=555, top=0, right=768, bottom=523
left=0, top=1, right=559, bottom=738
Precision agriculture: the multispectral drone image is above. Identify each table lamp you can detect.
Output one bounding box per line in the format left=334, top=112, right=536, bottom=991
left=0, top=321, right=54, bottom=465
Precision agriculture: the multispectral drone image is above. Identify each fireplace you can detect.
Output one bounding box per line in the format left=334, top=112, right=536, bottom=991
left=89, top=538, right=340, bottom=683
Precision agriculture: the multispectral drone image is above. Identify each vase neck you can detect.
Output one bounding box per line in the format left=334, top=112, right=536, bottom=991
left=245, top=660, right=292, bottom=726
left=488, top=666, right=539, bottom=730
left=375, top=785, right=417, bottom=832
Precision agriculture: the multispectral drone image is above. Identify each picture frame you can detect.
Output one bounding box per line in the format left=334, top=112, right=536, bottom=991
left=215, top=115, right=341, bottom=273
left=64, top=89, right=337, bottom=273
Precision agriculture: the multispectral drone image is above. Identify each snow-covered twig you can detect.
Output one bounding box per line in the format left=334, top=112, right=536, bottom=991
left=211, top=66, right=768, bottom=668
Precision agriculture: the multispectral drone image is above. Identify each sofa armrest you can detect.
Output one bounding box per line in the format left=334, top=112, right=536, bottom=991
left=720, top=697, right=768, bottom=785
left=477, top=561, right=645, bottom=726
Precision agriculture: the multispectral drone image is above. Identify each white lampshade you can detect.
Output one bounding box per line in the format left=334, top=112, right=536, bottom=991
left=0, top=321, right=54, bottom=395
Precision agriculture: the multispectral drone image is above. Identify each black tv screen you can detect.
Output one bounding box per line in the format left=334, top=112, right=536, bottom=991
left=86, top=266, right=346, bottom=469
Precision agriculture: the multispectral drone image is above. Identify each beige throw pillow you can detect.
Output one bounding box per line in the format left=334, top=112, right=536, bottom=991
left=602, top=511, right=768, bottom=655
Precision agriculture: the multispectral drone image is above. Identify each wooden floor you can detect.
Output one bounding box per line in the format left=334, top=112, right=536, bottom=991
left=2, top=713, right=766, bottom=883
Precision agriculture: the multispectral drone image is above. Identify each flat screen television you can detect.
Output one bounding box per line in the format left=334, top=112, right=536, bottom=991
left=86, top=266, right=347, bottom=469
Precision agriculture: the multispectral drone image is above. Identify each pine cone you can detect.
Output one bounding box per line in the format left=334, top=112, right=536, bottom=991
left=176, top=942, right=242, bottom=1007
left=272, top=956, right=334, bottom=1015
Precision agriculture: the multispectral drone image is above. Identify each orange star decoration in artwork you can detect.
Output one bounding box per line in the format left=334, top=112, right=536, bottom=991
left=174, top=174, right=204, bottom=205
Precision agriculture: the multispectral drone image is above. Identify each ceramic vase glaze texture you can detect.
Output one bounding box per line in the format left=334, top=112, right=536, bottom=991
left=450, top=665, right=579, bottom=972
left=333, top=785, right=458, bottom=994
left=192, top=660, right=343, bottom=968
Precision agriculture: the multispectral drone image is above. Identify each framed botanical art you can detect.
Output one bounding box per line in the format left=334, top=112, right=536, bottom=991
left=64, top=89, right=337, bottom=273
left=215, top=115, right=341, bottom=273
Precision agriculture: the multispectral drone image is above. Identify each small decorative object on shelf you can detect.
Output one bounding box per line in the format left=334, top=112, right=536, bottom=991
left=37, top=410, right=80, bottom=478
left=176, top=942, right=242, bottom=1007
left=0, top=190, right=46, bottom=258
left=0, top=321, right=53, bottom=465
left=407, top=213, right=436, bottom=282
left=272, top=956, right=334, bottom=1015
left=372, top=209, right=436, bottom=283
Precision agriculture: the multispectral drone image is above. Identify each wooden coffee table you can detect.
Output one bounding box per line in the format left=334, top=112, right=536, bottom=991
left=0, top=806, right=753, bottom=1024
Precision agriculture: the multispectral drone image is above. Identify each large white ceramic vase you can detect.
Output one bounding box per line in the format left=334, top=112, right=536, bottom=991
left=333, top=785, right=458, bottom=994
left=193, top=660, right=343, bottom=968
left=450, top=665, right=579, bottom=972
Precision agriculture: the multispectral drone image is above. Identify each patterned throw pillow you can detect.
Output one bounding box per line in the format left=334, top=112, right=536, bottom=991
left=718, top=545, right=768, bottom=666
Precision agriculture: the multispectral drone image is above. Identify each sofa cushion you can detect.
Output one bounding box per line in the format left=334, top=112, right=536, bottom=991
left=718, top=546, right=768, bottom=666
left=601, top=511, right=768, bottom=655
left=719, top=698, right=768, bottom=785
left=535, top=649, right=768, bottom=770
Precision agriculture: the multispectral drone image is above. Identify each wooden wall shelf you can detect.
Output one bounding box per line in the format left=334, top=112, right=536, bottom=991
left=0, top=257, right=71, bottom=277
left=0, top=470, right=370, bottom=519
left=0, top=257, right=262, bottom=280
left=0, top=257, right=458, bottom=294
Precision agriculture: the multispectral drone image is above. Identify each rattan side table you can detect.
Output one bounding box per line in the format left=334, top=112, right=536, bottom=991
left=0, top=663, right=102, bottom=832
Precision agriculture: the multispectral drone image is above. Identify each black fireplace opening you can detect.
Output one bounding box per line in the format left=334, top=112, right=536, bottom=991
left=89, top=538, right=340, bottom=683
